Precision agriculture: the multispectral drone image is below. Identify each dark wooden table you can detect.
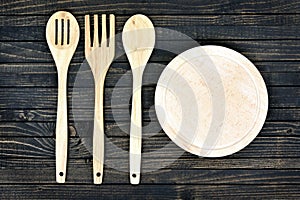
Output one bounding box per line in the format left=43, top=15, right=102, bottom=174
left=0, top=0, right=299, bottom=199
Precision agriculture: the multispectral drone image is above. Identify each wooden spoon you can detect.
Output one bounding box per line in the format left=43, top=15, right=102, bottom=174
left=46, top=11, right=80, bottom=183
left=122, top=14, right=155, bottom=184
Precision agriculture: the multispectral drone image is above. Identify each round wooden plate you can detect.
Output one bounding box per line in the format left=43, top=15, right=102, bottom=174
left=155, top=45, right=268, bottom=157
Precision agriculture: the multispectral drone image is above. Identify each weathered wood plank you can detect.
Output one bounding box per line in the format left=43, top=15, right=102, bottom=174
left=0, top=108, right=299, bottom=122
left=1, top=121, right=298, bottom=138
left=2, top=157, right=299, bottom=171
left=2, top=40, right=300, bottom=63
left=0, top=63, right=299, bottom=87
left=3, top=15, right=300, bottom=27
left=0, top=62, right=299, bottom=79
left=1, top=0, right=300, bottom=15
left=0, top=136, right=299, bottom=159
left=0, top=87, right=298, bottom=109
left=4, top=25, right=300, bottom=41
left=0, top=184, right=299, bottom=199
left=0, top=163, right=299, bottom=184
left=0, top=137, right=90, bottom=158
left=2, top=15, right=300, bottom=41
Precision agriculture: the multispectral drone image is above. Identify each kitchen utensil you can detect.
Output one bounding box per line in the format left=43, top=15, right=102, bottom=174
left=85, top=14, right=115, bottom=184
left=122, top=14, right=155, bottom=184
left=46, top=11, right=80, bottom=183
left=155, top=45, right=268, bottom=157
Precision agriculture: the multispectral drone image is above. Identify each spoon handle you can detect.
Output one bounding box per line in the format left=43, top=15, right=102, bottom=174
left=56, top=71, right=68, bottom=183
left=93, top=80, right=105, bottom=184
left=130, top=77, right=142, bottom=184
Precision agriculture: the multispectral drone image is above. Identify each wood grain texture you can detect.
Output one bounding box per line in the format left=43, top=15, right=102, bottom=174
left=4, top=25, right=300, bottom=41
left=0, top=108, right=299, bottom=122
left=1, top=0, right=300, bottom=14
left=0, top=0, right=299, bottom=198
left=3, top=40, right=300, bottom=63
left=2, top=15, right=300, bottom=41
left=0, top=136, right=299, bottom=159
left=0, top=63, right=299, bottom=88
left=0, top=87, right=298, bottom=109
left=0, top=185, right=300, bottom=199
left=0, top=121, right=299, bottom=137
left=0, top=164, right=299, bottom=184
left=3, top=15, right=300, bottom=27
left=1, top=157, right=299, bottom=171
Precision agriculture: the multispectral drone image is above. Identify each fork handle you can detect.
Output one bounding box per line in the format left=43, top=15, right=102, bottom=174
left=93, top=79, right=105, bottom=184
left=130, top=76, right=142, bottom=184
left=56, top=72, right=68, bottom=183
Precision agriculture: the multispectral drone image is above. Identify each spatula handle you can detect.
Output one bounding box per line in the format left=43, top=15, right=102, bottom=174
left=93, top=81, right=105, bottom=184
left=56, top=72, right=68, bottom=183
left=130, top=77, right=142, bottom=184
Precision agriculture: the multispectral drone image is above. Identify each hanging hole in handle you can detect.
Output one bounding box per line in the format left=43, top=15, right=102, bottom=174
left=59, top=172, right=64, bottom=177
left=132, top=173, right=136, bottom=178
left=96, top=172, right=101, bottom=177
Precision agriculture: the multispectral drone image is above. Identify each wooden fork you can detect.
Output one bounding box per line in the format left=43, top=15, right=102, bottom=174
left=85, top=14, right=115, bottom=184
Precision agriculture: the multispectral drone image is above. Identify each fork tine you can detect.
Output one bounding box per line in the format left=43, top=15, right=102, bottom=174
left=57, top=19, right=62, bottom=45
left=93, top=14, right=99, bottom=47
left=109, top=14, right=115, bottom=46
left=85, top=15, right=91, bottom=52
left=101, top=14, right=107, bottom=47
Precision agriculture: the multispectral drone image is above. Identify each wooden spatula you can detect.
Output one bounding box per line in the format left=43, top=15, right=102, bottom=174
left=46, top=11, right=80, bottom=183
left=122, top=14, right=155, bottom=184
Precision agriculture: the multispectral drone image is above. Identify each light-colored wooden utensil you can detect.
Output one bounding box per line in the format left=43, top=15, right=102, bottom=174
left=46, top=11, right=80, bottom=183
left=155, top=45, right=268, bottom=157
left=122, top=14, right=155, bottom=184
left=85, top=14, right=115, bottom=184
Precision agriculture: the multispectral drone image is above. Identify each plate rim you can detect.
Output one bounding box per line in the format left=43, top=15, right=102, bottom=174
left=155, top=45, right=269, bottom=157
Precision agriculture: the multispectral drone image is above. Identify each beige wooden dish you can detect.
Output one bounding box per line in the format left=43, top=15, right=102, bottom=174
left=155, top=45, right=268, bottom=157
